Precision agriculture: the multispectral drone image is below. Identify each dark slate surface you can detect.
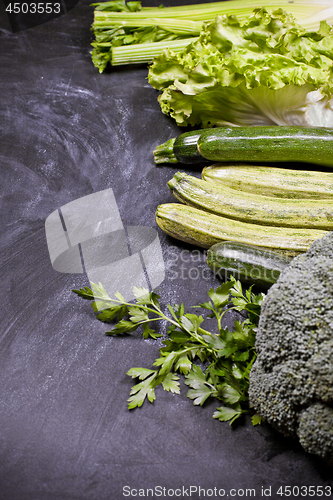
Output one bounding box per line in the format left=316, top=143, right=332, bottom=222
left=0, top=1, right=332, bottom=499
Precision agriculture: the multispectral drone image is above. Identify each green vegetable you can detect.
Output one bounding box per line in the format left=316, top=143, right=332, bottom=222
left=202, top=164, right=333, bottom=199
left=154, top=130, right=206, bottom=165
left=154, top=126, right=333, bottom=167
left=149, top=9, right=333, bottom=128
left=73, top=279, right=265, bottom=424
left=198, top=126, right=333, bottom=167
left=91, top=0, right=333, bottom=70
left=167, top=171, right=333, bottom=229
left=207, top=241, right=292, bottom=287
left=155, top=203, right=327, bottom=254
left=249, top=230, right=333, bottom=460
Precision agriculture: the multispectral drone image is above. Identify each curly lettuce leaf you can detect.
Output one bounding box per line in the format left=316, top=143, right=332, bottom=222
left=148, top=8, right=333, bottom=128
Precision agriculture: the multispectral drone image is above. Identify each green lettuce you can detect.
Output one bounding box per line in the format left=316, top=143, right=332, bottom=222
left=148, top=8, right=333, bottom=127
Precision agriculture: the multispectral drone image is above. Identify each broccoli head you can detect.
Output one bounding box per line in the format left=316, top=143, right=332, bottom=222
left=249, top=231, right=333, bottom=460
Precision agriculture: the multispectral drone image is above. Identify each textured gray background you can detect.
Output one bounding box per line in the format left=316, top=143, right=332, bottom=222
left=0, top=1, right=332, bottom=499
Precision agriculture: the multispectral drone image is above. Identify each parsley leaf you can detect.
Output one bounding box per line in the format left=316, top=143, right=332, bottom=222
left=213, top=406, right=243, bottom=424
left=161, top=372, right=180, bottom=394
left=127, top=369, right=157, bottom=408
left=72, top=277, right=265, bottom=423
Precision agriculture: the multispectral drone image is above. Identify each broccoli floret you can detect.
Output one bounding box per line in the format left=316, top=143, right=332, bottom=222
left=249, top=231, right=333, bottom=460
left=298, top=403, right=333, bottom=458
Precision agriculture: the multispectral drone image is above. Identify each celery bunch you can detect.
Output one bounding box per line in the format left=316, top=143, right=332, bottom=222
left=91, top=0, right=333, bottom=71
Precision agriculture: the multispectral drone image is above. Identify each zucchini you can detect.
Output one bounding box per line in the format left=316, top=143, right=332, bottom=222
left=155, top=203, right=328, bottom=254
left=167, top=172, right=333, bottom=230
left=202, top=164, right=333, bottom=199
left=198, top=126, right=333, bottom=167
left=207, top=241, right=292, bottom=288
left=154, top=126, right=333, bottom=167
left=154, top=130, right=207, bottom=165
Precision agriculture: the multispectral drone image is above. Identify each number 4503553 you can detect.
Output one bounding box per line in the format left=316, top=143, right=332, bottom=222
left=5, top=3, right=61, bottom=14
left=277, top=485, right=332, bottom=497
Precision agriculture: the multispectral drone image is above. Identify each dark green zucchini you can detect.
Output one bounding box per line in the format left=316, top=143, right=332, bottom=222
left=207, top=241, right=293, bottom=288
left=154, top=129, right=206, bottom=165
left=198, top=126, right=333, bottom=167
left=154, top=126, right=333, bottom=168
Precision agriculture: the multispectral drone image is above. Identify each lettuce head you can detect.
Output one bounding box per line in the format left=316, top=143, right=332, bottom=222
left=148, top=8, right=333, bottom=128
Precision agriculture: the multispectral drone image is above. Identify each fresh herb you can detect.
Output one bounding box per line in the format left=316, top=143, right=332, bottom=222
left=73, top=278, right=265, bottom=424
left=91, top=0, right=333, bottom=71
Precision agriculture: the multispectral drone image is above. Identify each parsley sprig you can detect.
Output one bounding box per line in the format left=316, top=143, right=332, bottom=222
left=73, top=278, right=265, bottom=424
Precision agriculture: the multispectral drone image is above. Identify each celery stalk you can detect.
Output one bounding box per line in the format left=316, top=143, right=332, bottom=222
left=94, top=18, right=202, bottom=34
left=111, top=37, right=199, bottom=65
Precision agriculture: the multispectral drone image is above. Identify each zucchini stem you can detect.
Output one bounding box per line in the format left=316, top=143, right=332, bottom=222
left=153, top=138, right=178, bottom=165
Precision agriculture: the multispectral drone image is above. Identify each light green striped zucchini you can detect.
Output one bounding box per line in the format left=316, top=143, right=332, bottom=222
left=155, top=203, right=327, bottom=255
left=202, top=164, right=333, bottom=199
left=167, top=172, right=333, bottom=230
